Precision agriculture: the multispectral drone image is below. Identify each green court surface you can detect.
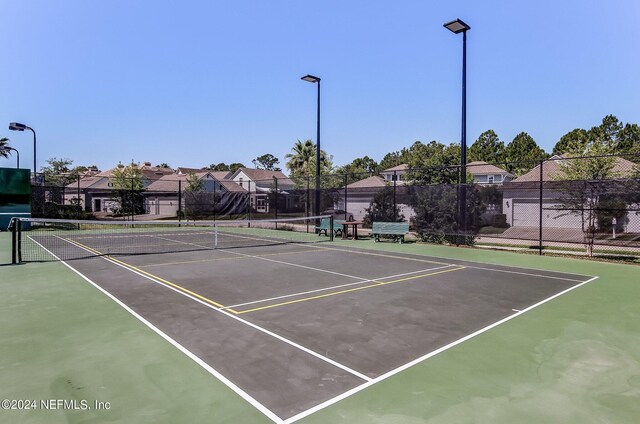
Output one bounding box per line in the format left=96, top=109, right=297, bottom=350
left=2, top=231, right=639, bottom=423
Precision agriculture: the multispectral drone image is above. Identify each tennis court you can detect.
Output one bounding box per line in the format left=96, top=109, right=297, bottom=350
left=5, top=217, right=599, bottom=422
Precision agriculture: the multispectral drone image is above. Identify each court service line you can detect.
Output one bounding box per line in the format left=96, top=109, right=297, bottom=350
left=283, top=275, right=600, bottom=424
left=223, top=265, right=456, bottom=310
left=309, top=245, right=591, bottom=283
left=56, top=236, right=372, bottom=383
left=137, top=248, right=324, bottom=268
left=28, top=237, right=283, bottom=424
left=235, top=266, right=466, bottom=314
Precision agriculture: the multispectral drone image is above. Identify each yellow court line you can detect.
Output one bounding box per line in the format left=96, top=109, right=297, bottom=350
left=63, top=238, right=227, bottom=309
left=138, top=248, right=324, bottom=268
left=235, top=266, right=466, bottom=314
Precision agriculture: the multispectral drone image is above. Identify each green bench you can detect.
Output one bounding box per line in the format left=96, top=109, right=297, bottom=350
left=315, top=218, right=342, bottom=237
left=371, top=221, right=410, bottom=243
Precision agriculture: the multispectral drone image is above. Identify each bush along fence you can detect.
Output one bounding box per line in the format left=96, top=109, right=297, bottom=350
left=29, top=153, right=640, bottom=260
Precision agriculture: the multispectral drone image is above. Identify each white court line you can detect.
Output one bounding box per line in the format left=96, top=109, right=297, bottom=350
left=311, top=245, right=592, bottom=283
left=150, top=231, right=587, bottom=284
left=283, top=275, right=600, bottom=424
left=28, top=237, right=283, bottom=424
left=151, top=232, right=589, bottom=285
left=29, top=235, right=600, bottom=422
left=55, top=235, right=372, bottom=383
left=150, top=234, right=375, bottom=283
left=224, top=265, right=455, bottom=310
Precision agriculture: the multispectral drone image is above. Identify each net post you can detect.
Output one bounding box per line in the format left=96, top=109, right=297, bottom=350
left=10, top=218, right=17, bottom=264
left=214, top=222, right=218, bottom=248
left=329, top=215, right=334, bottom=242
left=17, top=218, right=23, bottom=263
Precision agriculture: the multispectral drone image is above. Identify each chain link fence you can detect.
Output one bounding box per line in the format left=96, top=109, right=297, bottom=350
left=28, top=153, right=640, bottom=260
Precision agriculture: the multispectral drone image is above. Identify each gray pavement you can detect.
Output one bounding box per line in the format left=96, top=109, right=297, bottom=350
left=36, top=239, right=594, bottom=420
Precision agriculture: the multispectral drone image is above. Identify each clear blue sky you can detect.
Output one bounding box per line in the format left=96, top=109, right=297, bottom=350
left=1, top=0, right=639, bottom=172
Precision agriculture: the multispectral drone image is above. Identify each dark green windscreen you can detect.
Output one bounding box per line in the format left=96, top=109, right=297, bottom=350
left=0, top=167, right=31, bottom=195
left=0, top=167, right=31, bottom=230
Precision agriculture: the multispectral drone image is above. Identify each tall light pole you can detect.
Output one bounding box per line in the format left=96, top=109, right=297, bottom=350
left=9, top=122, right=37, bottom=177
left=0, top=146, right=20, bottom=168
left=444, top=18, right=471, bottom=241
left=301, top=74, right=321, bottom=218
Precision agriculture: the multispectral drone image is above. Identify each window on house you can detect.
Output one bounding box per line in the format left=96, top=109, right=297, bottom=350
left=488, top=175, right=494, bottom=184
left=239, top=177, right=243, bottom=188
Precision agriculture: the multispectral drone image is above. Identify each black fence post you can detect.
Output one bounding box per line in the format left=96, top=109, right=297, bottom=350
left=273, top=177, right=278, bottom=228
left=247, top=180, right=251, bottom=224
left=539, top=159, right=544, bottom=255
left=344, top=174, right=348, bottom=221
left=306, top=176, right=310, bottom=218
left=178, top=179, right=182, bottom=222
left=245, top=180, right=250, bottom=221
left=393, top=170, right=397, bottom=220
left=77, top=175, right=81, bottom=218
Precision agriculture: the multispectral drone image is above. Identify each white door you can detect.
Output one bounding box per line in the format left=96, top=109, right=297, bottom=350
left=512, top=200, right=539, bottom=227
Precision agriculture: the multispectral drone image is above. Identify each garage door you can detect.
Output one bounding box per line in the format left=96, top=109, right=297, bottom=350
left=513, top=200, right=539, bottom=227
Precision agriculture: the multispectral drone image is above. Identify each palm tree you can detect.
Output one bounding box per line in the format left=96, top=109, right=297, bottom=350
left=285, top=139, right=330, bottom=177
left=286, top=139, right=315, bottom=176
left=0, top=137, right=10, bottom=159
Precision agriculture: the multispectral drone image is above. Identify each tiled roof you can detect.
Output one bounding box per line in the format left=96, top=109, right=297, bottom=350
left=467, top=161, right=513, bottom=176
left=510, top=155, right=637, bottom=183
left=145, top=172, right=245, bottom=193
left=235, top=168, right=289, bottom=182
left=95, top=163, right=173, bottom=180
left=64, top=176, right=105, bottom=189
left=175, top=167, right=204, bottom=174
left=145, top=174, right=187, bottom=192
left=219, top=180, right=246, bottom=192
left=345, top=175, right=387, bottom=189
left=382, top=164, right=409, bottom=172
left=209, top=171, right=232, bottom=180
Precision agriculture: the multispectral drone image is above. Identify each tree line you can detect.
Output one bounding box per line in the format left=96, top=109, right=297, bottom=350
left=7, top=113, right=637, bottom=185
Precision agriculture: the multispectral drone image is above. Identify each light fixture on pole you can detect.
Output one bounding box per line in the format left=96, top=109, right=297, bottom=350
left=301, top=74, right=321, bottom=219
left=9, top=122, right=37, bottom=177
left=0, top=146, right=20, bottom=168
left=444, top=18, right=470, bottom=241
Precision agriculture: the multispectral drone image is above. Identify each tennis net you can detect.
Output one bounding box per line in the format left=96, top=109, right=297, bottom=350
left=10, top=216, right=334, bottom=263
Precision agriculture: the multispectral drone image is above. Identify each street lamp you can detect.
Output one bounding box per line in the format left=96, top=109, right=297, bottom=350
left=301, top=74, right=321, bottom=219
left=0, top=146, right=20, bottom=168
left=9, top=122, right=37, bottom=177
left=444, top=18, right=471, bottom=242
